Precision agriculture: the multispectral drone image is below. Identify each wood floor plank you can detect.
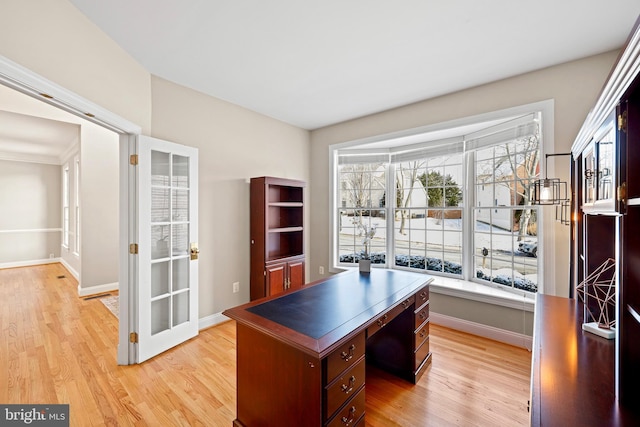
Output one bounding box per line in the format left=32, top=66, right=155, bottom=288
left=0, top=263, right=532, bottom=426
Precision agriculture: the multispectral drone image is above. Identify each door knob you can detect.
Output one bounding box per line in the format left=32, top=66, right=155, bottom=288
left=190, top=243, right=200, bottom=260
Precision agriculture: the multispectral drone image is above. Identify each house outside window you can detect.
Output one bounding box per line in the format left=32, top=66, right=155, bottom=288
left=332, top=111, right=543, bottom=294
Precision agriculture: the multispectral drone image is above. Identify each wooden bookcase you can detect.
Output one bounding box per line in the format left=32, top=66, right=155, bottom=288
left=569, top=15, right=640, bottom=414
left=250, top=176, right=306, bottom=300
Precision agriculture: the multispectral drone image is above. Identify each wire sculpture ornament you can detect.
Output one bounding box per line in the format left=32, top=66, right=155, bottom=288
left=575, top=257, right=616, bottom=330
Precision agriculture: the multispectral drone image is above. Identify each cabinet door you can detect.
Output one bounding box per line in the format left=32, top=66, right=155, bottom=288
left=288, top=259, right=305, bottom=291
left=618, top=91, right=640, bottom=404
left=266, top=263, right=286, bottom=296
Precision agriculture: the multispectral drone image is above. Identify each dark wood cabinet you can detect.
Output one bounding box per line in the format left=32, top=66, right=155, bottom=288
left=618, top=80, right=640, bottom=406
left=265, top=256, right=305, bottom=296
left=569, top=15, right=640, bottom=418
left=250, top=176, right=306, bottom=300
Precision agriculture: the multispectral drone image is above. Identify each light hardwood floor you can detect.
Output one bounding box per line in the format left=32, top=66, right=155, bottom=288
left=0, top=263, right=532, bottom=426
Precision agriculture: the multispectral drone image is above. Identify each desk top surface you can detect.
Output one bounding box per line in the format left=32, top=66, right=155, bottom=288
left=531, top=295, right=640, bottom=426
left=223, top=269, right=431, bottom=357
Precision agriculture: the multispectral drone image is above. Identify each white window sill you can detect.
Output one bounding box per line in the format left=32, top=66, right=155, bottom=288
left=429, top=276, right=536, bottom=312
left=333, top=265, right=536, bottom=312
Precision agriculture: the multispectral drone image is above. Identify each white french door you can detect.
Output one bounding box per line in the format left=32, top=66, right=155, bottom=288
left=135, top=135, right=199, bottom=363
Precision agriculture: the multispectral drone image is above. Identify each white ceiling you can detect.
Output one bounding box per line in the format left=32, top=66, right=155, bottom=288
left=68, top=0, right=640, bottom=130
left=2, top=1, right=640, bottom=163
left=0, top=85, right=86, bottom=164
left=0, top=110, right=79, bottom=163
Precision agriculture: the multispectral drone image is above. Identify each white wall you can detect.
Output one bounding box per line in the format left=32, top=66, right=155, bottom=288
left=0, top=159, right=61, bottom=265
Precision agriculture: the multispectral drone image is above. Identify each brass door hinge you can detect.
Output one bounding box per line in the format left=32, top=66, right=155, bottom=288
left=129, top=243, right=138, bottom=254
left=618, top=182, right=627, bottom=204
left=129, top=332, right=138, bottom=343
left=618, top=111, right=628, bottom=132
left=130, top=154, right=139, bottom=165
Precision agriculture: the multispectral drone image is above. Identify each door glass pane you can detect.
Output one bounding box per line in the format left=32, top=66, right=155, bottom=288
left=172, top=189, right=189, bottom=221
left=151, top=297, right=170, bottom=335
left=151, top=151, right=170, bottom=186
left=172, top=154, right=189, bottom=188
left=172, top=258, right=189, bottom=291
left=151, top=188, right=170, bottom=222
left=151, top=261, right=169, bottom=298
left=173, top=292, right=189, bottom=326
left=172, top=224, right=189, bottom=256
left=151, top=224, right=170, bottom=259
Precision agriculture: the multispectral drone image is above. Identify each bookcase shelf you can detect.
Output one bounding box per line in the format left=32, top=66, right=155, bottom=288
left=250, top=177, right=306, bottom=300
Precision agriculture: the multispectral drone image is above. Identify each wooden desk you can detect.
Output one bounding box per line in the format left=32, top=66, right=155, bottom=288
left=530, top=295, right=640, bottom=426
left=223, top=269, right=432, bottom=426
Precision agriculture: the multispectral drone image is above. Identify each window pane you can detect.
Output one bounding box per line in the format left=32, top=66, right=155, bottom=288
left=394, top=153, right=463, bottom=277
left=334, top=113, right=541, bottom=293
left=337, top=162, right=387, bottom=266
left=472, top=130, right=540, bottom=292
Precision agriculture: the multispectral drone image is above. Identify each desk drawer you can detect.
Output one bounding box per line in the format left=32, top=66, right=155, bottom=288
left=326, top=332, right=365, bottom=382
left=415, top=337, right=430, bottom=370
left=415, top=285, right=429, bottom=308
left=414, top=302, right=429, bottom=329
left=325, top=356, right=365, bottom=420
left=326, top=386, right=365, bottom=427
left=367, top=296, right=414, bottom=338
left=414, top=321, right=429, bottom=350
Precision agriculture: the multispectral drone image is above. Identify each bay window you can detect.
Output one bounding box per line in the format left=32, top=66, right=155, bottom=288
left=332, top=111, right=543, bottom=294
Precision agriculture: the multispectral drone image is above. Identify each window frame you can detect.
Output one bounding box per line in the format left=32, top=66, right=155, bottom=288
left=329, top=101, right=555, bottom=295
left=62, top=163, right=70, bottom=249
left=73, top=155, right=80, bottom=257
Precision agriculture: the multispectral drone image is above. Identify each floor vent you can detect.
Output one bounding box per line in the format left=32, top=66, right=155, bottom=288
left=84, top=293, right=112, bottom=301
left=57, top=275, right=66, bottom=279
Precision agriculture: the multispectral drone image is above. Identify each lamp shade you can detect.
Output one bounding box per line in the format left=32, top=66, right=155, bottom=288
left=531, top=178, right=567, bottom=205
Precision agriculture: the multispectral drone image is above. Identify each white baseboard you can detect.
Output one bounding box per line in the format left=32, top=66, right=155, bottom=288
left=430, top=312, right=532, bottom=350
left=0, top=258, right=60, bottom=270
left=59, top=258, right=80, bottom=280
left=199, top=312, right=232, bottom=330
left=78, top=282, right=118, bottom=297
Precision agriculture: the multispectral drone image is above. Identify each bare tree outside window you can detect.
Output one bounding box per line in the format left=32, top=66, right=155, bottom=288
left=491, top=135, right=540, bottom=241
left=338, top=163, right=387, bottom=264
left=396, top=160, right=425, bottom=235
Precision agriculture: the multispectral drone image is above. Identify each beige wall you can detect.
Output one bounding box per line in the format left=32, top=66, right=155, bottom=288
left=0, top=0, right=152, bottom=134
left=431, top=293, right=535, bottom=336
left=149, top=76, right=310, bottom=316
left=80, top=125, right=119, bottom=289
left=0, top=0, right=620, bottom=332
left=0, top=0, right=310, bottom=318
left=0, top=160, right=61, bottom=264
left=310, top=51, right=619, bottom=331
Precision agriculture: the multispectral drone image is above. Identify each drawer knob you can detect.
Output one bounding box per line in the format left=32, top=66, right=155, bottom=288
left=420, top=311, right=427, bottom=320
left=420, top=329, right=427, bottom=338
left=420, top=291, right=427, bottom=300
left=340, top=375, right=356, bottom=394
left=402, top=298, right=411, bottom=308
left=341, top=406, right=357, bottom=426
left=341, top=344, right=356, bottom=362
left=377, top=314, right=388, bottom=328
